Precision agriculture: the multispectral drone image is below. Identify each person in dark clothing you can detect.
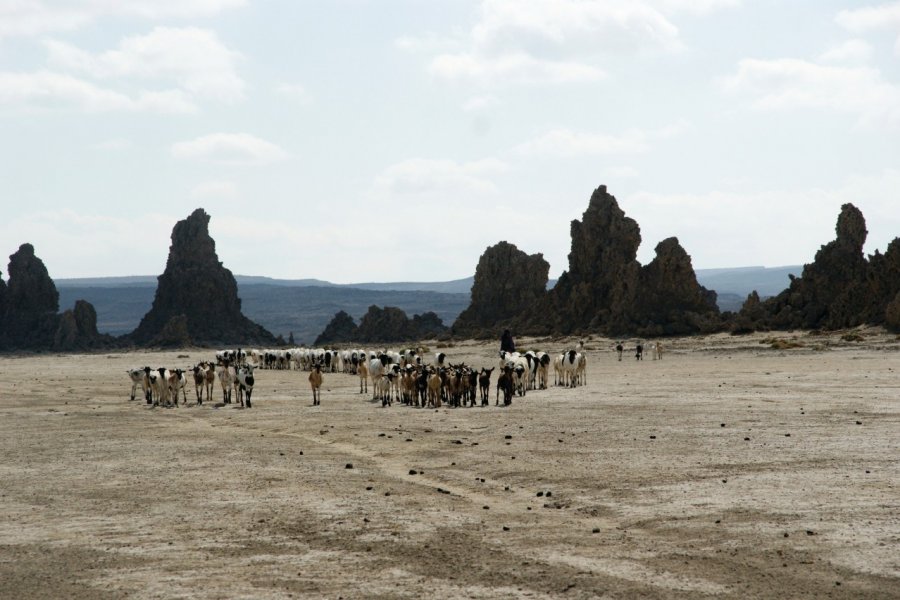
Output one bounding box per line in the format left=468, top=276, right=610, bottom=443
left=615, top=342, right=624, bottom=361
left=500, top=329, right=516, bottom=354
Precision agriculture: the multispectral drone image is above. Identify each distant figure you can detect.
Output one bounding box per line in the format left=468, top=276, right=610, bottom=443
left=615, top=342, right=624, bottom=361
left=500, top=329, right=516, bottom=354
left=635, top=343, right=643, bottom=361
left=653, top=341, right=663, bottom=360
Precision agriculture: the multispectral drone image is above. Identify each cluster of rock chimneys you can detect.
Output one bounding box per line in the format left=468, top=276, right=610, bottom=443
left=734, top=203, right=900, bottom=333
left=315, top=306, right=448, bottom=345
left=452, top=184, right=900, bottom=339
left=453, top=185, right=720, bottom=338
left=5, top=187, right=899, bottom=351
left=0, top=243, right=107, bottom=351
left=0, top=209, right=274, bottom=351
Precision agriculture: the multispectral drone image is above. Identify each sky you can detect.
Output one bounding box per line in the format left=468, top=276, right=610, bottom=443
left=1, top=0, right=899, bottom=283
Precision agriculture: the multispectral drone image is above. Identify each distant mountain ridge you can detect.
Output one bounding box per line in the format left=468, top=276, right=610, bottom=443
left=54, top=266, right=802, bottom=342
left=56, top=275, right=476, bottom=294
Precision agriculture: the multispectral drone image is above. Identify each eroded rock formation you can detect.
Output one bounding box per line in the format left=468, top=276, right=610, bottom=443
left=315, top=305, right=448, bottom=345
left=314, top=310, right=358, bottom=345
left=738, top=203, right=900, bottom=332
left=634, top=237, right=720, bottom=336
left=452, top=241, right=549, bottom=338
left=130, top=208, right=275, bottom=346
left=53, top=299, right=110, bottom=351
left=1, top=244, right=61, bottom=348
left=511, top=185, right=719, bottom=336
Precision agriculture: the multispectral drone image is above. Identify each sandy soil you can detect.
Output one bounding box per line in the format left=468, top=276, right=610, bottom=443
left=1, top=330, right=898, bottom=599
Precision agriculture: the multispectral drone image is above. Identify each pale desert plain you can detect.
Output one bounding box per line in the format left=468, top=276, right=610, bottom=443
left=1, top=330, right=898, bottom=599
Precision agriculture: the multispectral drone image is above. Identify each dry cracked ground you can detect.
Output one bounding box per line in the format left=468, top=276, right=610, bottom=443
left=0, top=330, right=898, bottom=599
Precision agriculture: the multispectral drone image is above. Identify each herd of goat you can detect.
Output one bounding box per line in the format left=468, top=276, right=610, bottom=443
left=127, top=345, right=591, bottom=409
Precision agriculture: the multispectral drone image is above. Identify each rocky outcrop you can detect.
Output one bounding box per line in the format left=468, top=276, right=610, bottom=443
left=866, top=238, right=900, bottom=327
left=512, top=185, right=719, bottom=336
left=0, top=244, right=114, bottom=351
left=53, top=299, right=110, bottom=351
left=315, top=305, right=449, bottom=345
left=314, top=310, right=358, bottom=345
left=452, top=241, right=549, bottom=338
left=634, top=237, right=721, bottom=336
left=732, top=291, right=767, bottom=334
left=741, top=204, right=891, bottom=331
left=411, top=312, right=448, bottom=339
left=1, top=244, right=61, bottom=348
left=130, top=209, right=275, bottom=346
left=885, top=292, right=900, bottom=333
left=151, top=315, right=193, bottom=348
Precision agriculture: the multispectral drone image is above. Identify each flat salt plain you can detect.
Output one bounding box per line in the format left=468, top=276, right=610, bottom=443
left=0, top=330, right=898, bottom=599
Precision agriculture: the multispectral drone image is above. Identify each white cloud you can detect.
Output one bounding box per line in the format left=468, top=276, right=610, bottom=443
left=836, top=3, right=900, bottom=32
left=0, top=0, right=245, bottom=38
left=275, top=83, right=313, bottom=104
left=836, top=2, right=900, bottom=56
left=653, top=0, right=741, bottom=15
left=44, top=27, right=245, bottom=102
left=412, top=0, right=738, bottom=87
left=171, top=133, right=289, bottom=166
left=470, top=0, right=682, bottom=55
left=0, top=70, right=196, bottom=113
left=190, top=180, right=239, bottom=200
left=722, top=58, right=900, bottom=128
left=819, top=39, right=874, bottom=63
left=415, top=0, right=723, bottom=86
left=514, top=121, right=689, bottom=157
left=374, top=157, right=509, bottom=196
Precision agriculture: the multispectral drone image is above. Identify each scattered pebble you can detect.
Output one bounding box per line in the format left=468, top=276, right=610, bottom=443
left=365, top=486, right=373, bottom=491
left=536, top=491, right=544, bottom=497
left=345, top=463, right=353, bottom=469
left=502, top=526, right=510, bottom=531
left=649, top=435, right=656, bottom=440
left=715, top=520, right=721, bottom=524
left=856, top=421, right=862, bottom=425
left=592, top=528, right=600, bottom=534
left=483, top=506, right=490, bottom=510
left=744, top=437, right=751, bottom=441
left=409, top=470, right=417, bottom=475
left=505, top=435, right=512, bottom=439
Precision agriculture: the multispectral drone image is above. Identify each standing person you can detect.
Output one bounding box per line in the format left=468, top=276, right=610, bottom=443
left=615, top=342, right=624, bottom=361
left=635, top=343, right=643, bottom=361
left=500, top=329, right=516, bottom=354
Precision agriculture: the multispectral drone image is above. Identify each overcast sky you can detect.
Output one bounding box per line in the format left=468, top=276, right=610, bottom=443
left=1, top=0, right=898, bottom=282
